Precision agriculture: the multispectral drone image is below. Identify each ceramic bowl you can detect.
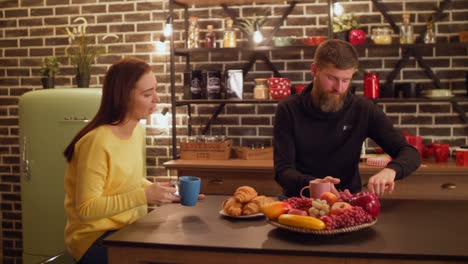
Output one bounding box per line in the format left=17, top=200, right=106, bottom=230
left=303, top=36, right=326, bottom=46
left=272, top=37, right=295, bottom=47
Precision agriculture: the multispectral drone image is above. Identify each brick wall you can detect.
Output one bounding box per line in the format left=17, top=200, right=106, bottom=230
left=0, top=0, right=467, bottom=263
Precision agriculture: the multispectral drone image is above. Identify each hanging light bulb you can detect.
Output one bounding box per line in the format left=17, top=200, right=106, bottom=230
left=253, top=22, right=263, bottom=44
left=163, top=15, right=173, bottom=37
left=155, top=37, right=168, bottom=55
left=333, top=2, right=344, bottom=17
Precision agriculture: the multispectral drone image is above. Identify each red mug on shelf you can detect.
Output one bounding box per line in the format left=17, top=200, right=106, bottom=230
left=455, top=148, right=468, bottom=166
left=433, top=143, right=450, bottom=163
left=364, top=73, right=380, bottom=99
left=422, top=144, right=435, bottom=159
left=405, top=135, right=423, bottom=157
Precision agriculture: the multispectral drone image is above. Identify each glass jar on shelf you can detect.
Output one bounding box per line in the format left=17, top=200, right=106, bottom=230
left=205, top=24, right=216, bottom=48
left=253, top=78, right=269, bottom=99
left=223, top=18, right=237, bottom=48
left=371, top=27, right=393, bottom=45
left=399, top=13, right=415, bottom=44
left=187, top=16, right=200, bottom=48
left=424, top=23, right=436, bottom=44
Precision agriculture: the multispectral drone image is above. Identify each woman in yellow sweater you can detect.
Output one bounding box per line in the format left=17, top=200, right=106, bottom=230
left=63, top=57, right=179, bottom=263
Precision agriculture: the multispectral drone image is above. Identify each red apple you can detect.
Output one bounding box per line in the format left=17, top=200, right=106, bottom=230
left=330, top=202, right=352, bottom=215
left=287, top=208, right=308, bottom=216
left=320, top=191, right=339, bottom=205
left=349, top=191, right=381, bottom=218
left=348, top=29, right=366, bottom=45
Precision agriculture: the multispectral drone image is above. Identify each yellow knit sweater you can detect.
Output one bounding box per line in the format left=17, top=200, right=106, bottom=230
left=64, top=124, right=151, bottom=261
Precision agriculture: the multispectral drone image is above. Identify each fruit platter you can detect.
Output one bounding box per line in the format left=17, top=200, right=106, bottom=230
left=262, top=190, right=380, bottom=235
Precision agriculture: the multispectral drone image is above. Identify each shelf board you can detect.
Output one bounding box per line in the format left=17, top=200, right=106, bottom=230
left=375, top=97, right=468, bottom=103
left=175, top=97, right=468, bottom=106
left=174, top=42, right=468, bottom=55
left=176, top=99, right=280, bottom=106
left=174, top=0, right=305, bottom=6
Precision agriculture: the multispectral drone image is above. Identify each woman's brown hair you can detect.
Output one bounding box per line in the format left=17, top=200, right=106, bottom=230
left=64, top=57, right=152, bottom=161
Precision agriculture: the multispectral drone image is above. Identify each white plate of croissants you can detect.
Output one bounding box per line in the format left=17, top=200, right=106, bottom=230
left=220, top=186, right=275, bottom=219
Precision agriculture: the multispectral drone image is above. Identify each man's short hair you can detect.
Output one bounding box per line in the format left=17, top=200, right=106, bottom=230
left=313, top=39, right=359, bottom=70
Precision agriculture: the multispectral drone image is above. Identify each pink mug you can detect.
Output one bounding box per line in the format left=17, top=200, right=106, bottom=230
left=300, top=181, right=331, bottom=199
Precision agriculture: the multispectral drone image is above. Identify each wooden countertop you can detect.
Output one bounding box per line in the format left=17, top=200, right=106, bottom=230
left=164, top=159, right=467, bottom=175
left=104, top=195, right=468, bottom=263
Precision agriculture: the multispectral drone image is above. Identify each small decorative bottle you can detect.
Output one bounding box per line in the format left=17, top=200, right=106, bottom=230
left=205, top=25, right=216, bottom=48
left=187, top=16, right=200, bottom=48
left=399, top=13, right=414, bottom=44
left=223, top=18, right=237, bottom=48
left=424, top=23, right=436, bottom=44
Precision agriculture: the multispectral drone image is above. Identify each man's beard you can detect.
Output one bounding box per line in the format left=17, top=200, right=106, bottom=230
left=314, top=82, right=347, bottom=113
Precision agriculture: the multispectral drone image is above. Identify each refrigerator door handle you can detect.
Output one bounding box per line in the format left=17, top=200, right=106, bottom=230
left=22, top=136, right=31, bottom=181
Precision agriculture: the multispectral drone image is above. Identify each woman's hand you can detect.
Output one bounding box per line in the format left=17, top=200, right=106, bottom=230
left=144, top=181, right=179, bottom=204
left=311, top=176, right=341, bottom=196
left=144, top=182, right=207, bottom=205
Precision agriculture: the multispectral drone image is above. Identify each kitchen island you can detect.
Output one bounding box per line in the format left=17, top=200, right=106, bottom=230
left=104, top=195, right=468, bottom=264
left=163, top=159, right=468, bottom=200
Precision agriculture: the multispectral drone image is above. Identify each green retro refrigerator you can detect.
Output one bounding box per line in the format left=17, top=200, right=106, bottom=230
left=19, top=88, right=102, bottom=264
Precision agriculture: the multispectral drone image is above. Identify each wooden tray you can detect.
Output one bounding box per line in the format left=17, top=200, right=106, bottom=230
left=180, top=140, right=232, bottom=160
left=232, top=146, right=273, bottom=160
left=267, top=218, right=377, bottom=235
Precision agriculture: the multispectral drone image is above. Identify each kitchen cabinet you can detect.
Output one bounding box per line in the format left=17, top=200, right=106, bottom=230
left=167, top=0, right=467, bottom=159
left=164, top=159, right=468, bottom=200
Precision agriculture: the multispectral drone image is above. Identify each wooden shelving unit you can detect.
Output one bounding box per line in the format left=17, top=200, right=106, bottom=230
left=168, top=0, right=465, bottom=159
left=174, top=0, right=306, bottom=6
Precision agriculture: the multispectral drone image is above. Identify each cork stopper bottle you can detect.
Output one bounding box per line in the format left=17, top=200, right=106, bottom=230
left=399, top=13, right=414, bottom=44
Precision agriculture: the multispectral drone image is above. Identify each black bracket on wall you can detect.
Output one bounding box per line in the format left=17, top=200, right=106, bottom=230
left=379, top=0, right=452, bottom=88
left=197, top=2, right=297, bottom=135
left=451, top=101, right=468, bottom=124
left=371, top=0, right=399, bottom=33
left=385, top=47, right=442, bottom=89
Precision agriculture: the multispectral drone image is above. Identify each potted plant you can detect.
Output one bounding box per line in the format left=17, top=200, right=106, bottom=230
left=39, top=56, right=60, bottom=89
left=65, top=17, right=118, bottom=88
left=333, top=13, right=360, bottom=41
left=234, top=15, right=268, bottom=46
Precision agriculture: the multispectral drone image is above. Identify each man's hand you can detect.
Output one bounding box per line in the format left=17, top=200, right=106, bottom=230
left=311, top=176, right=341, bottom=196
left=367, top=168, right=396, bottom=196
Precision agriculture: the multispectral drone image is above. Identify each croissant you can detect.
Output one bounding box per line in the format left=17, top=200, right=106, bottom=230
left=242, top=195, right=275, bottom=215
left=223, top=197, right=243, bottom=217
left=234, top=186, right=258, bottom=203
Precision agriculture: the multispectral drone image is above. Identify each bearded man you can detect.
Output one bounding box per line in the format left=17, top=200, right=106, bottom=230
left=273, top=39, right=421, bottom=198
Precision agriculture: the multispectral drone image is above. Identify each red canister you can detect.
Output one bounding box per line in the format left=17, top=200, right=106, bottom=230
left=364, top=73, right=380, bottom=99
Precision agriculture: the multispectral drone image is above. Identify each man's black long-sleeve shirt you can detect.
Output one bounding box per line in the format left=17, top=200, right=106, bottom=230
left=273, top=84, right=421, bottom=197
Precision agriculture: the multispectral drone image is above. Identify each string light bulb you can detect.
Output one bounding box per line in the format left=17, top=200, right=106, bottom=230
left=253, top=22, right=264, bottom=44
left=163, top=15, right=173, bottom=37
left=333, top=2, right=344, bottom=17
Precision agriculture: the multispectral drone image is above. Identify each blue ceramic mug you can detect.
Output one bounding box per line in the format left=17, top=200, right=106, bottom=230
left=178, top=176, right=201, bottom=206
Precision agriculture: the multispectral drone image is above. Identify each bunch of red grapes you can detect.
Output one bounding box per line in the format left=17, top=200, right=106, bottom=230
left=285, top=197, right=312, bottom=211
left=320, top=206, right=374, bottom=230
left=338, top=189, right=353, bottom=202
